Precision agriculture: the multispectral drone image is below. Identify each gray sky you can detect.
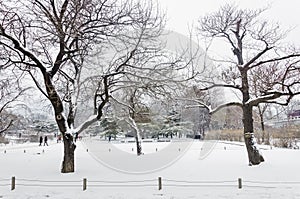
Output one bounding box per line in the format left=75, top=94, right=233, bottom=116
left=159, top=0, right=300, bottom=44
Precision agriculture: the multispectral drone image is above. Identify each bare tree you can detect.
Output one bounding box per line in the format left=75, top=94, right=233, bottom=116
left=0, top=69, right=29, bottom=135
left=108, top=64, right=185, bottom=155
left=0, top=0, right=170, bottom=173
left=121, top=88, right=147, bottom=156
left=196, top=4, right=300, bottom=165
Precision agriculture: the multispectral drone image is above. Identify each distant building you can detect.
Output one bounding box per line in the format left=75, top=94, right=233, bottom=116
left=265, top=109, right=300, bottom=128
left=288, top=109, right=300, bottom=120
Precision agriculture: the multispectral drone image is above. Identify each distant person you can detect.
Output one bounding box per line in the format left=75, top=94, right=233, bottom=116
left=108, top=135, right=112, bottom=142
left=39, top=136, right=43, bottom=146
left=44, top=136, right=48, bottom=146
left=57, top=135, right=62, bottom=143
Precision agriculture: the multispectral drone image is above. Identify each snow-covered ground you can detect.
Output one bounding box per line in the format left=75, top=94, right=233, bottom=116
left=1, top=138, right=300, bottom=199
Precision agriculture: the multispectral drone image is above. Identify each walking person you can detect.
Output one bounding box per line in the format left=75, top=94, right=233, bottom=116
left=39, top=136, right=43, bottom=146
left=44, top=136, right=48, bottom=146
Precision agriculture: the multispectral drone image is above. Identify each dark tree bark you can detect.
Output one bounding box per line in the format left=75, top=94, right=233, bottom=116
left=135, top=136, right=142, bottom=156
left=240, top=66, right=264, bottom=165
left=242, top=105, right=264, bottom=165
left=44, top=73, right=76, bottom=173
left=61, top=134, right=76, bottom=173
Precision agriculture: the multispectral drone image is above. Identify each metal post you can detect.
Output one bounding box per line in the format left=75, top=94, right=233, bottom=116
left=238, top=178, right=242, bottom=189
left=83, top=178, right=87, bottom=191
left=158, top=177, right=162, bottom=190
left=11, top=176, right=15, bottom=191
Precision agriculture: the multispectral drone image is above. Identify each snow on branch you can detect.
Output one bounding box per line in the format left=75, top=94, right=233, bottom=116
left=181, top=98, right=211, bottom=111
left=246, top=93, right=282, bottom=106
left=246, top=90, right=300, bottom=106
left=74, top=115, right=98, bottom=134
left=181, top=98, right=242, bottom=115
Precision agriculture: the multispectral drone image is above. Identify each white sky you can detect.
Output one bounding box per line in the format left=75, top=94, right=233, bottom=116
left=158, top=0, right=300, bottom=45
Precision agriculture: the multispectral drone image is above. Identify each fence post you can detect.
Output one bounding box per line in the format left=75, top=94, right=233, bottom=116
left=83, top=178, right=87, bottom=191
left=238, top=178, right=242, bottom=189
left=158, top=177, right=162, bottom=190
left=11, top=176, right=15, bottom=191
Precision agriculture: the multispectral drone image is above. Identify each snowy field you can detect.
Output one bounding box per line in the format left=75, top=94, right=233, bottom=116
left=1, top=138, right=300, bottom=199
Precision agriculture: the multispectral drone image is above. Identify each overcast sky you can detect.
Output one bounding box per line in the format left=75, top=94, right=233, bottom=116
left=158, top=0, right=300, bottom=45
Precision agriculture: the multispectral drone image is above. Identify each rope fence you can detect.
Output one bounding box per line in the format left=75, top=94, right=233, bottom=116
left=1, top=177, right=300, bottom=191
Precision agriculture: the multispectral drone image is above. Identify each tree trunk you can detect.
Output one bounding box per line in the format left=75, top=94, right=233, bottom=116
left=44, top=73, right=77, bottom=173
left=258, top=105, right=265, bottom=143
left=240, top=67, right=264, bottom=166
left=61, top=134, right=76, bottom=173
left=260, top=117, right=265, bottom=144
left=128, top=112, right=143, bottom=156
left=135, top=136, right=142, bottom=156
left=243, top=105, right=264, bottom=165
left=133, top=120, right=143, bottom=156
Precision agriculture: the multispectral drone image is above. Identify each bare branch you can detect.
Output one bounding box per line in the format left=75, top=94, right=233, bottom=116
left=74, top=115, right=98, bottom=134
left=0, top=87, right=30, bottom=113
left=250, top=53, right=300, bottom=69
left=244, top=46, right=272, bottom=68
left=198, top=83, right=242, bottom=92
left=0, top=119, right=13, bottom=134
